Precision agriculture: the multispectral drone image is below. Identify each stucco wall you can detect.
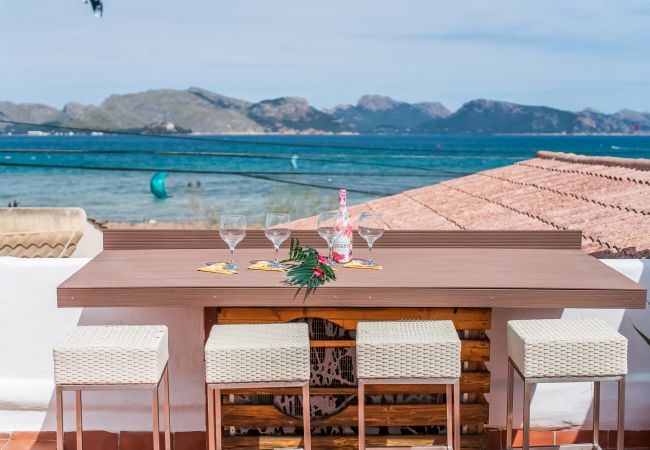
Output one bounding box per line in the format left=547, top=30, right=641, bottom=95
left=0, top=256, right=648, bottom=433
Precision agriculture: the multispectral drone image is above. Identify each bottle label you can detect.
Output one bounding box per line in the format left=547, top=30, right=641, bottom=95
left=333, top=189, right=352, bottom=263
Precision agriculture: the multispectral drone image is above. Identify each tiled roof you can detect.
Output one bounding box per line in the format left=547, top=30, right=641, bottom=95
left=0, top=207, right=87, bottom=258
left=291, top=151, right=650, bottom=258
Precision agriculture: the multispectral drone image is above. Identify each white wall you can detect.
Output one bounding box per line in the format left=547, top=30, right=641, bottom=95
left=0, top=257, right=648, bottom=433
left=70, top=221, right=103, bottom=258
left=0, top=257, right=206, bottom=432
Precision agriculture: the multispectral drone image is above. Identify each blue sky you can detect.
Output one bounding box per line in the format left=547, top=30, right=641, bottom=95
left=1, top=0, right=649, bottom=112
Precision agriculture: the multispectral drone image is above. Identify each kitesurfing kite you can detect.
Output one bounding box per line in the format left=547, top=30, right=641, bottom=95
left=150, top=172, right=169, bottom=199
left=83, top=0, right=103, bottom=17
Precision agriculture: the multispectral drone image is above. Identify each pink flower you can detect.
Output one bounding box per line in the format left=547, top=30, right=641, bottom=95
left=318, top=255, right=328, bottom=264
left=313, top=267, right=324, bottom=278
left=333, top=253, right=344, bottom=263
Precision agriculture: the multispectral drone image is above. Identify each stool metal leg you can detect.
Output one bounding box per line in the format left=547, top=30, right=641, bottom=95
left=152, top=386, right=161, bottom=450
left=76, top=390, right=83, bottom=450
left=453, top=381, right=460, bottom=450
left=163, top=367, right=172, bottom=450
left=506, top=360, right=514, bottom=450
left=358, top=380, right=366, bottom=450
left=302, top=382, right=312, bottom=450
left=207, top=387, right=215, bottom=450
left=56, top=386, right=64, bottom=450
left=522, top=381, right=532, bottom=450
left=215, top=388, right=223, bottom=450
left=593, top=381, right=600, bottom=447
left=617, top=377, right=625, bottom=450
left=446, top=384, right=452, bottom=450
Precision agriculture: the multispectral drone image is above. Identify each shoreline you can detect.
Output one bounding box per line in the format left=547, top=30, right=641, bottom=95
left=2, top=132, right=650, bottom=137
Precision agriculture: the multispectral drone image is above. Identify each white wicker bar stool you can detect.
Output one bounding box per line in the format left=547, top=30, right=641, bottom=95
left=53, top=325, right=171, bottom=450
left=204, top=323, right=312, bottom=450
left=356, top=320, right=462, bottom=450
left=506, top=318, right=628, bottom=450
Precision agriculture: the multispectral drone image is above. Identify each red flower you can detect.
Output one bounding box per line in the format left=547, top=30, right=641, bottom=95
left=313, top=267, right=324, bottom=278
left=318, top=255, right=328, bottom=264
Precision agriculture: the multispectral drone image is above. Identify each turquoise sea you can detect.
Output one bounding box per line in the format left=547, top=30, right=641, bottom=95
left=0, top=134, right=648, bottom=224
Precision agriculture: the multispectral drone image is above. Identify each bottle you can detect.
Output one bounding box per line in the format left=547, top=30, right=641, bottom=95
left=332, top=188, right=353, bottom=263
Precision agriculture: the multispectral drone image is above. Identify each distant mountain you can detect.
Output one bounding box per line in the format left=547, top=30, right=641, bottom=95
left=1, top=89, right=649, bottom=135
left=419, top=99, right=650, bottom=134
left=613, top=109, right=650, bottom=129
left=420, top=99, right=575, bottom=134
left=63, top=88, right=262, bottom=133
left=0, top=101, right=65, bottom=133
left=332, top=95, right=450, bottom=133
left=249, top=97, right=342, bottom=132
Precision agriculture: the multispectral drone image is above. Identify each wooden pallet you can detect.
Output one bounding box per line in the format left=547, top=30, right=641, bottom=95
left=206, top=306, right=491, bottom=449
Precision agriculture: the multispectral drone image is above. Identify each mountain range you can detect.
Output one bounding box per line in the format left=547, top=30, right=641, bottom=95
left=1, top=87, right=649, bottom=135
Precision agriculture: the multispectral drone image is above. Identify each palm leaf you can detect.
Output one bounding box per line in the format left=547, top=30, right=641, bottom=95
left=633, top=324, right=650, bottom=346
left=282, top=238, right=335, bottom=297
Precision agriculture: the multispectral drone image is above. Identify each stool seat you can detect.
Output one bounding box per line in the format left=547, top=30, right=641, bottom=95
left=507, top=318, right=627, bottom=378
left=357, top=320, right=461, bottom=379
left=205, top=323, right=310, bottom=384
left=53, top=325, right=169, bottom=385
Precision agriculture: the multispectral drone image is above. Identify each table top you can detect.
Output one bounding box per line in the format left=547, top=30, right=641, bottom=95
left=57, top=247, right=646, bottom=308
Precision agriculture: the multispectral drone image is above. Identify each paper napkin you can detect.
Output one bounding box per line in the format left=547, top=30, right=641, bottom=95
left=248, top=261, right=286, bottom=272
left=198, top=262, right=238, bottom=275
left=343, top=259, right=383, bottom=270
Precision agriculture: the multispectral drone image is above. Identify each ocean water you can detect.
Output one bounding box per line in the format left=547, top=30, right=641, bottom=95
left=0, top=134, right=648, bottom=224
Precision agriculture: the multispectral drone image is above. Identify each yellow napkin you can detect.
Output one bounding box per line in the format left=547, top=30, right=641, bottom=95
left=343, top=259, right=382, bottom=270
left=198, top=262, right=238, bottom=275
left=248, top=261, right=286, bottom=272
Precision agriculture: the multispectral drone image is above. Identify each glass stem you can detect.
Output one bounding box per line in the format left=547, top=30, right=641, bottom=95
left=229, top=247, right=234, bottom=265
left=328, top=243, right=333, bottom=262
left=368, top=244, right=373, bottom=262
left=274, top=245, right=279, bottom=264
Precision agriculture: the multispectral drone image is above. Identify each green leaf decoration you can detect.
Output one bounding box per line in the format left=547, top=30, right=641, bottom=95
left=281, top=237, right=336, bottom=297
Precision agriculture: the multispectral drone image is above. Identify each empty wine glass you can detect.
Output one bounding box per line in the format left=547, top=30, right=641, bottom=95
left=358, top=212, right=384, bottom=265
left=265, top=213, right=291, bottom=268
left=219, top=214, right=246, bottom=270
left=317, top=212, right=341, bottom=265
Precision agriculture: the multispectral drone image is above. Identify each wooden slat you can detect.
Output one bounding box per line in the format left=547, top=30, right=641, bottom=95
left=212, top=371, right=490, bottom=395
left=59, top=285, right=647, bottom=308
left=311, top=340, right=354, bottom=348
left=221, top=434, right=487, bottom=449
left=216, top=307, right=492, bottom=330
left=308, top=339, right=488, bottom=361
left=221, top=403, right=488, bottom=427
left=462, top=340, right=490, bottom=362
left=103, top=229, right=582, bottom=250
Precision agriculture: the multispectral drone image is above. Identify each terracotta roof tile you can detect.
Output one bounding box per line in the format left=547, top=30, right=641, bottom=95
left=0, top=208, right=86, bottom=258
left=290, top=152, right=650, bottom=258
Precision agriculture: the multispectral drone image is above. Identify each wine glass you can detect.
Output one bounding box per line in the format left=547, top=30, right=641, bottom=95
left=219, top=214, right=246, bottom=270
left=358, top=212, right=384, bottom=265
left=317, top=212, right=341, bottom=265
left=265, top=213, right=291, bottom=268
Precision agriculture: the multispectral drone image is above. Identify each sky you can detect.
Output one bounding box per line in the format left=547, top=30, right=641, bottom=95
left=1, top=0, right=650, bottom=113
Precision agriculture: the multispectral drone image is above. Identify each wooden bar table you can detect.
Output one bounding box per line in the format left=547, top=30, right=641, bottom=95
left=58, top=230, right=646, bottom=450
